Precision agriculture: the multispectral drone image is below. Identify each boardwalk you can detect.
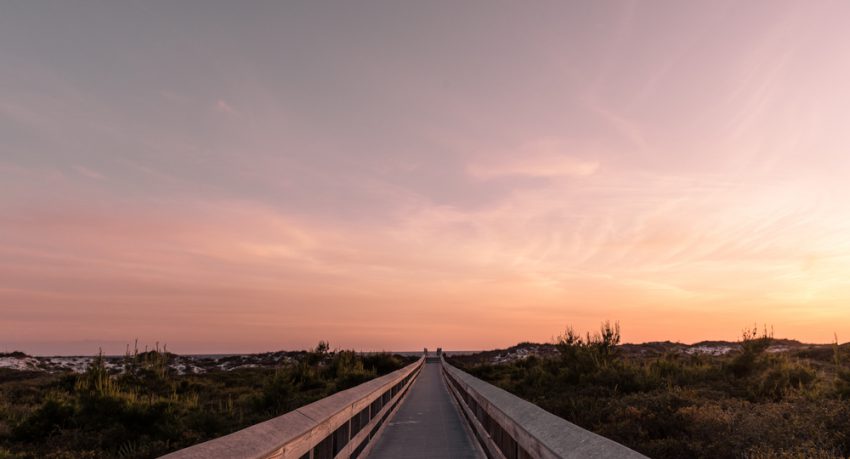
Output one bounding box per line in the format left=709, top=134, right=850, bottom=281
left=164, top=357, right=647, bottom=459
left=368, top=360, right=484, bottom=459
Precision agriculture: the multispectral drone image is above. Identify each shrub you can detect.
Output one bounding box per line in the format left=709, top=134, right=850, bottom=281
left=0, top=340, right=408, bottom=458
left=11, top=393, right=75, bottom=441
left=254, top=369, right=296, bottom=415
left=451, top=323, right=850, bottom=459
left=728, top=325, right=773, bottom=378
left=751, top=357, right=816, bottom=401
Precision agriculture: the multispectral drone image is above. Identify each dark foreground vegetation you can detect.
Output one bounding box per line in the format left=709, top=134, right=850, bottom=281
left=449, top=323, right=850, bottom=459
left=0, top=342, right=411, bottom=459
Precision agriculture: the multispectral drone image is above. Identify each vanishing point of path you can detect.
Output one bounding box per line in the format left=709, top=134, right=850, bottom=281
left=368, top=360, right=484, bottom=459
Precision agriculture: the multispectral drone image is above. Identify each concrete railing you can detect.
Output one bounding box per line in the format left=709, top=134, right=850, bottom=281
left=442, top=358, right=647, bottom=459
left=162, top=357, right=423, bottom=459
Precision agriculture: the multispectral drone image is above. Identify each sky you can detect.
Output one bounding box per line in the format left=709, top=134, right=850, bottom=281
left=2, top=1, right=850, bottom=355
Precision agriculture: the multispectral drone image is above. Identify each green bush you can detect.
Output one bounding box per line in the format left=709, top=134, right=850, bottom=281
left=0, top=341, right=411, bottom=458
left=450, top=323, right=850, bottom=459
left=254, top=369, right=296, bottom=415
left=751, top=357, right=816, bottom=401
left=11, top=393, right=75, bottom=441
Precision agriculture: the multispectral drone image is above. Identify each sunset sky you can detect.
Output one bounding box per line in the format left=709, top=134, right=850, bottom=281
left=3, top=1, right=850, bottom=355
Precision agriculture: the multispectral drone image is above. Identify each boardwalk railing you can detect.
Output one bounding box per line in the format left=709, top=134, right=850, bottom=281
left=162, top=357, right=423, bottom=459
left=442, top=357, right=647, bottom=459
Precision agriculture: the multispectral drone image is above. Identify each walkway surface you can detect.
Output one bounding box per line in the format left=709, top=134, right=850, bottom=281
left=368, top=361, right=484, bottom=459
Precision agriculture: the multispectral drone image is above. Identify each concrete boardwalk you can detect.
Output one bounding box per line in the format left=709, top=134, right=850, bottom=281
left=368, top=361, right=484, bottom=459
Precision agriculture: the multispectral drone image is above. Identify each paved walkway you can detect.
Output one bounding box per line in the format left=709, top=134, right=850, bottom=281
left=368, top=361, right=484, bottom=459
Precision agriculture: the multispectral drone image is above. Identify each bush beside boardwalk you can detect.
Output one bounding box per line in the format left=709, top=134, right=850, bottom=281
left=0, top=343, right=412, bottom=459
left=448, top=323, right=850, bottom=459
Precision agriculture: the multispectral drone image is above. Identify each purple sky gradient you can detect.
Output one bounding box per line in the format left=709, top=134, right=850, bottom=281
left=2, top=1, right=850, bottom=354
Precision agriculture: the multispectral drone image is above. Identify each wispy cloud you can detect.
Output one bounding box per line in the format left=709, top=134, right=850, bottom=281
left=73, top=165, right=104, bottom=180
left=467, top=138, right=600, bottom=179
left=214, top=99, right=241, bottom=117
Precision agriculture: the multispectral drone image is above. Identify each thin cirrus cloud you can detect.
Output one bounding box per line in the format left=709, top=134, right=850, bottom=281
left=467, top=139, right=600, bottom=179
left=1, top=1, right=850, bottom=354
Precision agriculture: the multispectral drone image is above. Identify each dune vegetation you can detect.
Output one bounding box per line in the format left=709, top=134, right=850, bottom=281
left=3, top=327, right=849, bottom=459
left=0, top=342, right=411, bottom=459
left=448, top=322, right=850, bottom=459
